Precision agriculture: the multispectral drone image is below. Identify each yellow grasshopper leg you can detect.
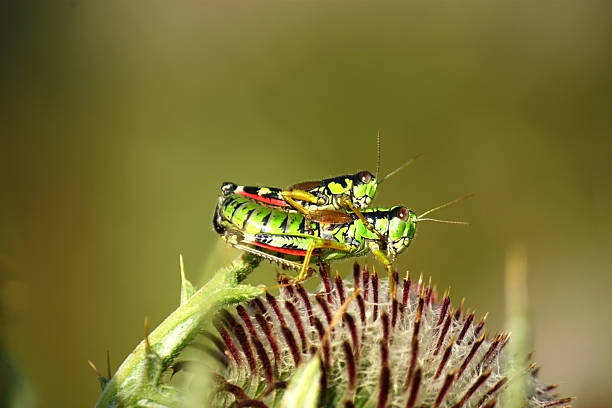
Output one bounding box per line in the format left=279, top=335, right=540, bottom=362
left=295, top=238, right=354, bottom=283
left=281, top=189, right=320, bottom=217
left=369, top=242, right=396, bottom=299
left=281, top=189, right=323, bottom=233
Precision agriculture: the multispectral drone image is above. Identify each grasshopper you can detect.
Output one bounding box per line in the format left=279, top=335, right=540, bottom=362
left=221, top=130, right=419, bottom=238
left=213, top=190, right=469, bottom=295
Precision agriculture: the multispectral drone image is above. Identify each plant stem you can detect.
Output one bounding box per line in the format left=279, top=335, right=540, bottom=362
left=94, top=254, right=262, bottom=408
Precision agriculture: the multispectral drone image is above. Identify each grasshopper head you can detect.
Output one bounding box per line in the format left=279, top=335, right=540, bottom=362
left=351, top=170, right=378, bottom=209
left=386, top=206, right=417, bottom=257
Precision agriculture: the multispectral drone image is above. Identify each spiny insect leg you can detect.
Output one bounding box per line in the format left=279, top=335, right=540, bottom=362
left=280, top=189, right=319, bottom=216
left=295, top=238, right=353, bottom=283
left=281, top=189, right=321, bottom=233
left=232, top=244, right=303, bottom=270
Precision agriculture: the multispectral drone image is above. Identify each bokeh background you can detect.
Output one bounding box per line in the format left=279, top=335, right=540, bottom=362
left=2, top=1, right=611, bottom=407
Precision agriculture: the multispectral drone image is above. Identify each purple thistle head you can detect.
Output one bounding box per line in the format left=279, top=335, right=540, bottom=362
left=174, top=263, right=572, bottom=408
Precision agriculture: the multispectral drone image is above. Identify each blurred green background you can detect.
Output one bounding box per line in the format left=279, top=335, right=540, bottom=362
left=1, top=1, right=611, bottom=406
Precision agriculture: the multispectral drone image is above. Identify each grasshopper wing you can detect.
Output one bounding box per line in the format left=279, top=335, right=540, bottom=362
left=288, top=180, right=324, bottom=191
left=310, top=209, right=354, bottom=225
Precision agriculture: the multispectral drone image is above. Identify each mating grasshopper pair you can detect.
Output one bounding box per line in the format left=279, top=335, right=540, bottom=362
left=212, top=141, right=468, bottom=296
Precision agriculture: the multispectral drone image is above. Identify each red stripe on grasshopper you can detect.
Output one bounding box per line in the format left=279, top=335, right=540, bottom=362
left=250, top=241, right=307, bottom=256
left=238, top=191, right=290, bottom=207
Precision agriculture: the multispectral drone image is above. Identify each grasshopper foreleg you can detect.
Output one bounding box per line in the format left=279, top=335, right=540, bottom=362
left=339, top=196, right=384, bottom=240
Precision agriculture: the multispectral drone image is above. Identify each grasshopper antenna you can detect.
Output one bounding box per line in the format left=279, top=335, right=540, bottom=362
left=378, top=152, right=423, bottom=185
left=417, top=193, right=474, bottom=225
left=417, top=218, right=470, bottom=225
left=375, top=129, right=382, bottom=180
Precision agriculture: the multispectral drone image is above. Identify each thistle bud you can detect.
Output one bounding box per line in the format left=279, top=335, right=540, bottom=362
left=176, top=264, right=571, bottom=408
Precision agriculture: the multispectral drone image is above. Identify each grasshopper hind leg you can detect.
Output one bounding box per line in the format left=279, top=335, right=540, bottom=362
left=280, top=189, right=322, bottom=234
left=232, top=243, right=306, bottom=272
left=293, top=238, right=353, bottom=283
left=248, top=232, right=353, bottom=286
left=221, top=228, right=305, bottom=271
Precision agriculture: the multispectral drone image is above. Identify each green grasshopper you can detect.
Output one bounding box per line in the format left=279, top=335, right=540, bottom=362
left=220, top=153, right=420, bottom=238
left=221, top=129, right=419, bottom=239
left=213, top=190, right=470, bottom=295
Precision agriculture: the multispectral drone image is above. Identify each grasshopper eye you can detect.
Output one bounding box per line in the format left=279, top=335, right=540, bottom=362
left=358, top=171, right=373, bottom=184
left=395, top=206, right=409, bottom=221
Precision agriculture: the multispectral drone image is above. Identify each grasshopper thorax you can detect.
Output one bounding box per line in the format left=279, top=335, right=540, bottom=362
left=386, top=206, right=417, bottom=257
left=350, top=170, right=378, bottom=209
